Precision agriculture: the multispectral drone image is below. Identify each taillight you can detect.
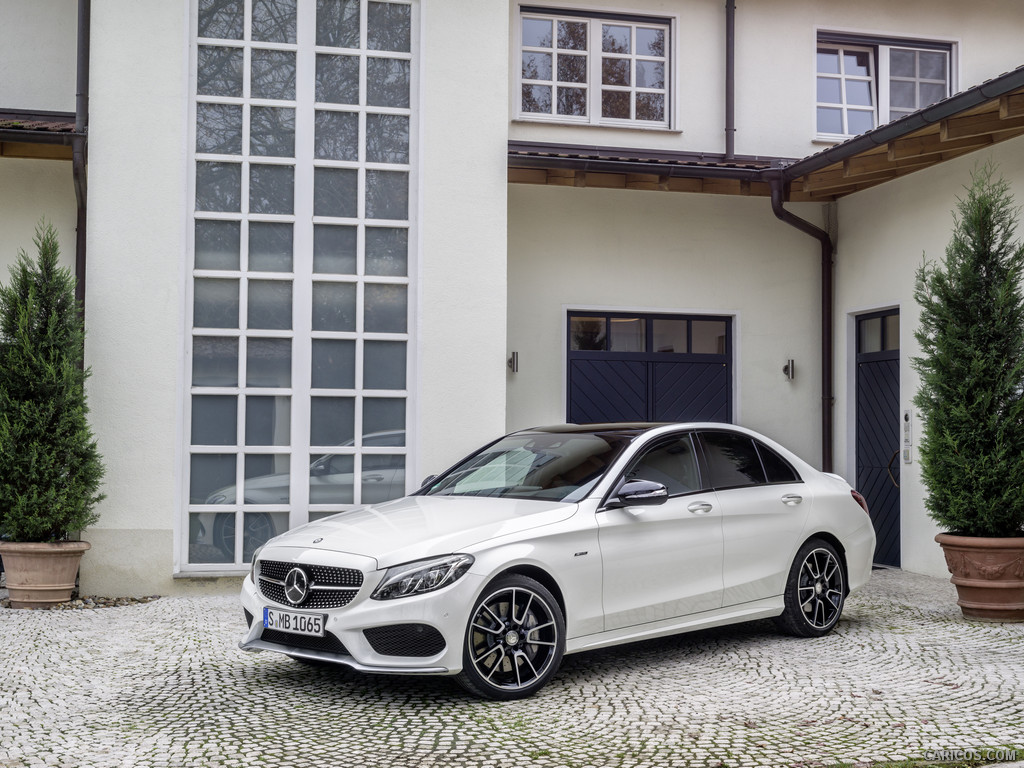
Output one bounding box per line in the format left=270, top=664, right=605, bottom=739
left=851, top=489, right=870, bottom=515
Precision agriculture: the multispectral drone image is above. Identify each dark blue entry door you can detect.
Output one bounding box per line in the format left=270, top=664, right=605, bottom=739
left=567, top=312, right=732, bottom=424
left=855, top=311, right=901, bottom=567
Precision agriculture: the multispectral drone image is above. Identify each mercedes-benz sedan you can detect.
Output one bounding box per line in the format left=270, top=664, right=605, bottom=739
left=239, top=423, right=875, bottom=699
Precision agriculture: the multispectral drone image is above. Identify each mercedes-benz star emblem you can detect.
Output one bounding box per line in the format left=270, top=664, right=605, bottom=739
left=284, top=567, right=310, bottom=605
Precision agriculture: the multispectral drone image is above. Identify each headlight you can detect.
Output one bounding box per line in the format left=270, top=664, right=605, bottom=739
left=249, top=546, right=263, bottom=583
left=371, top=554, right=474, bottom=600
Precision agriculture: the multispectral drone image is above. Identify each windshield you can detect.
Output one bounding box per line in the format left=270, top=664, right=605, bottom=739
left=422, top=431, right=636, bottom=502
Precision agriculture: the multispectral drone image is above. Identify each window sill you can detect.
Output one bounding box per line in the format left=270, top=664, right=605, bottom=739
left=512, top=117, right=683, bottom=134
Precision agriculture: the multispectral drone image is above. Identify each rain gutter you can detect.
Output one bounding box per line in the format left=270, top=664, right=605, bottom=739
left=72, top=0, right=90, bottom=315
left=725, top=0, right=736, bottom=160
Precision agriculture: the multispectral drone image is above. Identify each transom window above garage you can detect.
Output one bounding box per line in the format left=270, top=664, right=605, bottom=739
left=569, top=313, right=727, bottom=355
left=519, top=8, right=671, bottom=128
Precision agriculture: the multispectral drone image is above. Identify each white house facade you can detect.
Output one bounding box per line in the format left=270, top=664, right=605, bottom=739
left=1, top=0, right=1023, bottom=596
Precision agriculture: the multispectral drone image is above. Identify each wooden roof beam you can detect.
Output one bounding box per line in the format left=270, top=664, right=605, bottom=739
left=940, top=110, right=1024, bottom=141
left=888, top=132, right=993, bottom=161
left=1001, top=92, right=1024, bottom=119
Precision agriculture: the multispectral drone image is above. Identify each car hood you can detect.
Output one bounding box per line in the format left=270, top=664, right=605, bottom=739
left=265, top=495, right=579, bottom=568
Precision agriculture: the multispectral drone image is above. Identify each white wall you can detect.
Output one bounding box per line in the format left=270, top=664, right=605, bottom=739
left=0, top=159, right=76, bottom=275
left=507, top=185, right=827, bottom=466
left=0, top=0, right=77, bottom=112
left=835, top=136, right=1024, bottom=577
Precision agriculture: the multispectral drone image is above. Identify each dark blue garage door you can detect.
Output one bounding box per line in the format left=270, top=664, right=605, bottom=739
left=567, top=312, right=732, bottom=424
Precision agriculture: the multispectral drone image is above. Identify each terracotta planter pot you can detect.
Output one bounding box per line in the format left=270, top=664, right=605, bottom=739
left=0, top=541, right=91, bottom=609
left=935, top=533, right=1024, bottom=621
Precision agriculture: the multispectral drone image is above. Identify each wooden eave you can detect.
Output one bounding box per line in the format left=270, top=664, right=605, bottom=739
left=0, top=110, right=79, bottom=161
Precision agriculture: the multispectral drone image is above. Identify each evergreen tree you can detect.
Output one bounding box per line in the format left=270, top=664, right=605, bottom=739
left=913, top=164, right=1024, bottom=537
left=0, top=223, right=105, bottom=542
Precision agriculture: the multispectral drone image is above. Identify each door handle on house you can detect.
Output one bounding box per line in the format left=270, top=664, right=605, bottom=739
left=781, top=494, right=803, bottom=506
left=687, top=502, right=713, bottom=515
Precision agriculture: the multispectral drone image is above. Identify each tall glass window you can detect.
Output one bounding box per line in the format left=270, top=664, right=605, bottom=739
left=188, top=0, right=415, bottom=568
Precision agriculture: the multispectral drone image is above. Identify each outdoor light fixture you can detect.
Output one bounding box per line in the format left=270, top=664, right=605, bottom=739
left=507, top=351, right=519, bottom=373
left=783, top=359, right=795, bottom=380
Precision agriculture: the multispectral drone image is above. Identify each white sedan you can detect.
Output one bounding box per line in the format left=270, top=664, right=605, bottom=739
left=239, top=423, right=875, bottom=699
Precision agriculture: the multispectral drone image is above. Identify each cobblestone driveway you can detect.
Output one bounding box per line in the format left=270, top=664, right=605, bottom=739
left=2, top=570, right=1023, bottom=768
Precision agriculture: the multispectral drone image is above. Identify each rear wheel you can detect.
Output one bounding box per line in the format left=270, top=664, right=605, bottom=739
left=775, top=539, right=846, bottom=637
left=456, top=574, right=565, bottom=700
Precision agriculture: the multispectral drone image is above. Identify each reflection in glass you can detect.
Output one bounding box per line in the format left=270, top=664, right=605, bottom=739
left=522, top=84, right=552, bottom=114
left=251, top=49, right=296, bottom=100
left=242, top=511, right=287, bottom=561
left=251, top=0, right=296, bottom=44
left=636, top=93, right=664, bottom=122
left=920, top=82, right=946, bottom=108
left=366, top=57, right=410, bottom=108
left=365, top=228, right=408, bottom=276
left=846, top=80, right=873, bottom=107
left=311, top=339, right=355, bottom=389
left=364, top=284, right=407, bottom=333
left=558, top=54, right=587, bottom=84
left=884, top=314, right=900, bottom=351
left=309, top=454, right=354, bottom=504
left=558, top=21, right=587, bottom=50
left=313, top=225, right=357, bottom=274
left=364, top=397, right=405, bottom=436
left=652, top=319, right=687, bottom=353
left=195, top=220, right=240, bottom=270
left=362, top=455, right=405, bottom=505
left=844, top=51, right=870, bottom=76
left=817, top=107, right=842, bottom=134
left=246, top=338, right=292, bottom=387
left=316, top=54, right=360, bottom=105
left=316, top=0, right=360, bottom=48
left=570, top=317, right=605, bottom=351
left=603, top=58, right=630, bottom=86
left=610, top=318, right=645, bottom=352
left=366, top=114, right=410, bottom=164
left=314, top=110, right=359, bottom=161
left=523, top=52, right=552, bottom=81
left=312, top=282, right=357, bottom=331
left=367, top=1, right=411, bottom=53
left=366, top=171, right=408, bottom=220
left=190, top=455, right=236, bottom=503
left=692, top=320, right=726, bottom=354
left=920, top=51, right=947, bottom=81
left=817, top=77, right=841, bottom=104
left=847, top=109, right=874, bottom=135
left=247, top=280, right=292, bottom=330
left=248, top=222, right=293, bottom=272
left=636, top=61, right=664, bottom=89
left=193, top=337, right=239, bottom=386
left=249, top=164, right=294, bottom=215
left=522, top=17, right=552, bottom=48
left=192, top=395, right=238, bottom=445
left=250, top=106, right=295, bottom=157
left=890, top=81, right=916, bottom=109
left=197, top=46, right=243, bottom=97
left=602, top=90, right=630, bottom=119
left=314, top=168, right=358, bottom=218
left=311, top=397, right=355, bottom=445
left=245, top=455, right=289, bottom=492
left=246, top=396, right=290, bottom=445
left=196, top=103, right=243, bottom=155
left=890, top=48, right=916, bottom=78
left=557, top=88, right=587, bottom=117
left=198, top=0, right=244, bottom=40
left=189, top=511, right=235, bottom=564
left=636, top=27, right=664, bottom=56
left=602, top=25, right=630, bottom=54
left=194, top=278, right=239, bottom=329
left=195, top=162, right=242, bottom=212
left=817, top=49, right=840, bottom=74
left=364, top=340, right=406, bottom=390
left=859, top=316, right=882, bottom=354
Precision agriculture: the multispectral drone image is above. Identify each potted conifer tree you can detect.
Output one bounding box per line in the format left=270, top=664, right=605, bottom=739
left=913, top=164, right=1024, bottom=621
left=0, top=223, right=105, bottom=608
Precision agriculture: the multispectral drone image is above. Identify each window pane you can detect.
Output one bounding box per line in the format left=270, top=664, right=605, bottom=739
left=189, top=512, right=234, bottom=563
left=248, top=222, right=293, bottom=272
left=364, top=284, right=407, bottom=332
left=198, top=0, right=243, bottom=40
left=845, top=80, right=873, bottom=107
left=692, top=320, right=726, bottom=354
left=701, top=432, right=765, bottom=488
left=192, top=395, right=238, bottom=445
left=310, top=453, right=354, bottom=504
left=890, top=80, right=916, bottom=109
left=570, top=317, right=605, bottom=351
left=602, top=90, right=630, bottom=119
left=557, top=20, right=587, bottom=50
left=522, top=84, right=552, bottom=113
left=366, top=58, right=411, bottom=108
left=196, top=103, right=243, bottom=155
left=252, top=0, right=296, bottom=43
left=843, top=51, right=870, bottom=76
left=316, top=54, right=360, bottom=104
left=366, top=170, right=409, bottom=220
left=636, top=27, right=664, bottom=57
left=629, top=438, right=699, bottom=495
left=847, top=109, right=874, bottom=135
left=244, top=456, right=289, bottom=503
left=366, top=114, right=410, bottom=164
left=249, top=164, right=294, bottom=215
left=248, top=280, right=292, bottom=330
left=193, top=337, right=239, bottom=386
left=652, top=319, right=686, bottom=353
left=757, top=443, right=799, bottom=484
left=194, top=278, right=239, bottom=328
left=817, top=77, right=841, bottom=104
left=522, top=18, right=553, bottom=48
left=920, top=82, right=947, bottom=107
left=196, top=161, right=241, bottom=212
left=314, top=110, right=359, bottom=161
left=195, top=220, right=240, bottom=271
left=250, top=106, right=295, bottom=157
left=817, top=48, right=840, bottom=75
left=367, top=1, right=411, bottom=53
left=311, top=339, right=355, bottom=389
left=314, top=168, right=358, bottom=218
left=523, top=52, right=552, bottom=81
left=884, top=314, right=900, bottom=351
left=190, top=455, right=236, bottom=503
left=313, top=224, right=357, bottom=274
left=602, top=58, right=630, bottom=86
left=919, top=51, right=947, bottom=81
left=242, top=511, right=287, bottom=561
left=558, top=54, right=586, bottom=84
left=636, top=93, right=664, bottom=122
left=312, top=282, right=357, bottom=331
left=609, top=317, right=644, bottom=352
left=859, top=316, right=882, bottom=354
left=197, top=46, right=243, bottom=97
left=557, top=87, right=587, bottom=117
left=362, top=456, right=405, bottom=505
left=251, top=49, right=296, bottom=100
left=602, top=25, right=630, bottom=54
left=364, top=397, right=405, bottom=436
left=364, top=340, right=406, bottom=389
left=310, top=397, right=355, bottom=445
left=365, top=228, right=408, bottom=276
left=636, top=61, right=664, bottom=89
left=316, top=0, right=360, bottom=48
left=246, top=338, right=291, bottom=387
left=817, top=107, right=842, bottom=134
left=245, top=396, right=291, bottom=446
left=890, top=48, right=916, bottom=78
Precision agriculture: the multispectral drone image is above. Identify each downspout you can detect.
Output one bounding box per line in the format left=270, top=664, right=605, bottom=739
left=768, top=176, right=834, bottom=473
left=73, top=0, right=90, bottom=315
left=724, top=0, right=736, bottom=160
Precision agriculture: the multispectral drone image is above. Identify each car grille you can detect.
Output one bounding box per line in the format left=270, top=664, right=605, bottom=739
left=258, top=559, right=363, bottom=609
left=260, top=628, right=349, bottom=655
left=363, top=624, right=446, bottom=657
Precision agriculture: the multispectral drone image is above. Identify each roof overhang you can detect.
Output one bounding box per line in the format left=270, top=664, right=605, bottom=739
left=0, top=110, right=80, bottom=160
left=509, top=64, right=1024, bottom=202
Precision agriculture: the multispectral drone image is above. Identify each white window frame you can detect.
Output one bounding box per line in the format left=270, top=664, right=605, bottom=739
left=815, top=33, right=955, bottom=142
left=517, top=8, right=672, bottom=129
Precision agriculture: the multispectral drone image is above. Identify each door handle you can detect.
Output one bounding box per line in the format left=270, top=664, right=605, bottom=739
left=687, top=502, right=713, bottom=515
left=781, top=494, right=803, bottom=506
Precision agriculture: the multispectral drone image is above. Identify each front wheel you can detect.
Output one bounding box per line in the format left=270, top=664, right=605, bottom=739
left=775, top=539, right=846, bottom=637
left=456, top=574, right=565, bottom=700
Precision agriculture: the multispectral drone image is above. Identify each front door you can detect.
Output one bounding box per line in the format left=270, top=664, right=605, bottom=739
left=855, top=310, right=901, bottom=567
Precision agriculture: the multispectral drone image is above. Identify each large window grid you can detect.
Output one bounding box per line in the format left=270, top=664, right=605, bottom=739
left=187, top=0, right=415, bottom=570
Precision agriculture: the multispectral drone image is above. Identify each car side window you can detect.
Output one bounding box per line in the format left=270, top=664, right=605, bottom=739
left=625, top=435, right=700, bottom=496
left=755, top=441, right=801, bottom=483
left=699, top=431, right=766, bottom=489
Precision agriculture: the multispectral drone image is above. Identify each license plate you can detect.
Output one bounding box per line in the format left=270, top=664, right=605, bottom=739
left=263, top=607, right=326, bottom=637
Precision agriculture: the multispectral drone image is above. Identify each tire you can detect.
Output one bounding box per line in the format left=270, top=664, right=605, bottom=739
left=774, top=539, right=846, bottom=637
left=455, top=574, right=565, bottom=700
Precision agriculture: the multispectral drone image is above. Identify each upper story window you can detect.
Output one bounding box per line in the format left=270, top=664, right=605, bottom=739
left=816, top=34, right=953, bottom=139
left=519, top=8, right=671, bottom=128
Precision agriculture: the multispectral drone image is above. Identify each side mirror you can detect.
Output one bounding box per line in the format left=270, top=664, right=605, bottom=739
left=420, top=475, right=438, bottom=489
left=607, top=479, right=669, bottom=509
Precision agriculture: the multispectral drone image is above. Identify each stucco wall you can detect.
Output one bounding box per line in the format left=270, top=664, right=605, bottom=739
left=834, top=136, right=1024, bottom=577
left=0, top=159, right=77, bottom=275
left=0, top=0, right=77, bottom=112
left=507, top=185, right=827, bottom=466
